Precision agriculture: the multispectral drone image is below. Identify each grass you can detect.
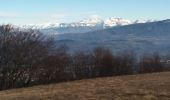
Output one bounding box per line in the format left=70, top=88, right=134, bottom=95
left=0, top=72, right=170, bottom=100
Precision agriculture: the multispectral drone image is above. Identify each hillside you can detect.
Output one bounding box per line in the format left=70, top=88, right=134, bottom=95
left=55, top=19, right=170, bottom=54
left=0, top=72, right=170, bottom=100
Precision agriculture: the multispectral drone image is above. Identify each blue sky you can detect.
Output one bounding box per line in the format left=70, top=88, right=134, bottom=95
left=0, top=0, right=170, bottom=25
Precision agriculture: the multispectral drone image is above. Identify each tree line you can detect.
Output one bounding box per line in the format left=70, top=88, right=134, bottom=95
left=0, top=25, right=169, bottom=90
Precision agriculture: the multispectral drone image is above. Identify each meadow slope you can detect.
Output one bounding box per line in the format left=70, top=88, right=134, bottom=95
left=0, top=72, right=170, bottom=100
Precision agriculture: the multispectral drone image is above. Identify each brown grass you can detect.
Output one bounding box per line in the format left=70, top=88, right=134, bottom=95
left=0, top=72, right=170, bottom=100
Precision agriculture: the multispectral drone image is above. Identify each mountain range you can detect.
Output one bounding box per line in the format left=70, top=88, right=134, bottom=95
left=17, top=16, right=155, bottom=34
left=16, top=17, right=170, bottom=55
left=53, top=19, right=170, bottom=55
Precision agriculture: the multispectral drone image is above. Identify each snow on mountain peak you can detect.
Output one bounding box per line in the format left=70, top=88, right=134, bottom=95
left=80, top=16, right=103, bottom=24
left=104, top=17, right=132, bottom=27
left=134, top=19, right=155, bottom=24
left=58, top=16, right=104, bottom=28
left=18, top=23, right=60, bottom=29
left=17, top=16, right=157, bottom=30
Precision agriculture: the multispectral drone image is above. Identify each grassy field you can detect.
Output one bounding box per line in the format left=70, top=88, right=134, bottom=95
left=0, top=72, right=170, bottom=100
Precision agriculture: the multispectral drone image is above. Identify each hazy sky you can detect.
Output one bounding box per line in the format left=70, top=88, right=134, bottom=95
left=0, top=0, right=170, bottom=25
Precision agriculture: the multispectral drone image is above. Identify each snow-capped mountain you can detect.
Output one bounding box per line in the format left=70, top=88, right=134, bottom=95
left=55, top=19, right=170, bottom=55
left=79, top=16, right=104, bottom=26
left=15, top=19, right=170, bottom=55
left=18, top=17, right=156, bottom=34
left=134, top=19, right=156, bottom=24
left=59, top=16, right=104, bottom=28
left=17, top=23, right=60, bottom=30
left=104, top=17, right=132, bottom=28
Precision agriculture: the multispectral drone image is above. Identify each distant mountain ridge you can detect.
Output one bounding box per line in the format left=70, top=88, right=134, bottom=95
left=54, top=19, right=170, bottom=55
left=17, top=16, right=155, bottom=34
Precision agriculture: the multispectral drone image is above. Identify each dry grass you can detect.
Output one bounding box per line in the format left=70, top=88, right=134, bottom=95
left=0, top=72, right=170, bottom=100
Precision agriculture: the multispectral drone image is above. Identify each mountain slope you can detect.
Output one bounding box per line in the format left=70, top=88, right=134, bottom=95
left=55, top=19, right=170, bottom=54
left=0, top=72, right=170, bottom=100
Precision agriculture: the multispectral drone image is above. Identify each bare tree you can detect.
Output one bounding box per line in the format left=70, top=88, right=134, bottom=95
left=139, top=52, right=164, bottom=73
left=0, top=25, right=53, bottom=90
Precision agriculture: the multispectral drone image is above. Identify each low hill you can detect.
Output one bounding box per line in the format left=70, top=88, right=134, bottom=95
left=0, top=72, right=170, bottom=100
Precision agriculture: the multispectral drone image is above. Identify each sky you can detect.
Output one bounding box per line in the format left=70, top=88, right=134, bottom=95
left=0, top=0, right=170, bottom=25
